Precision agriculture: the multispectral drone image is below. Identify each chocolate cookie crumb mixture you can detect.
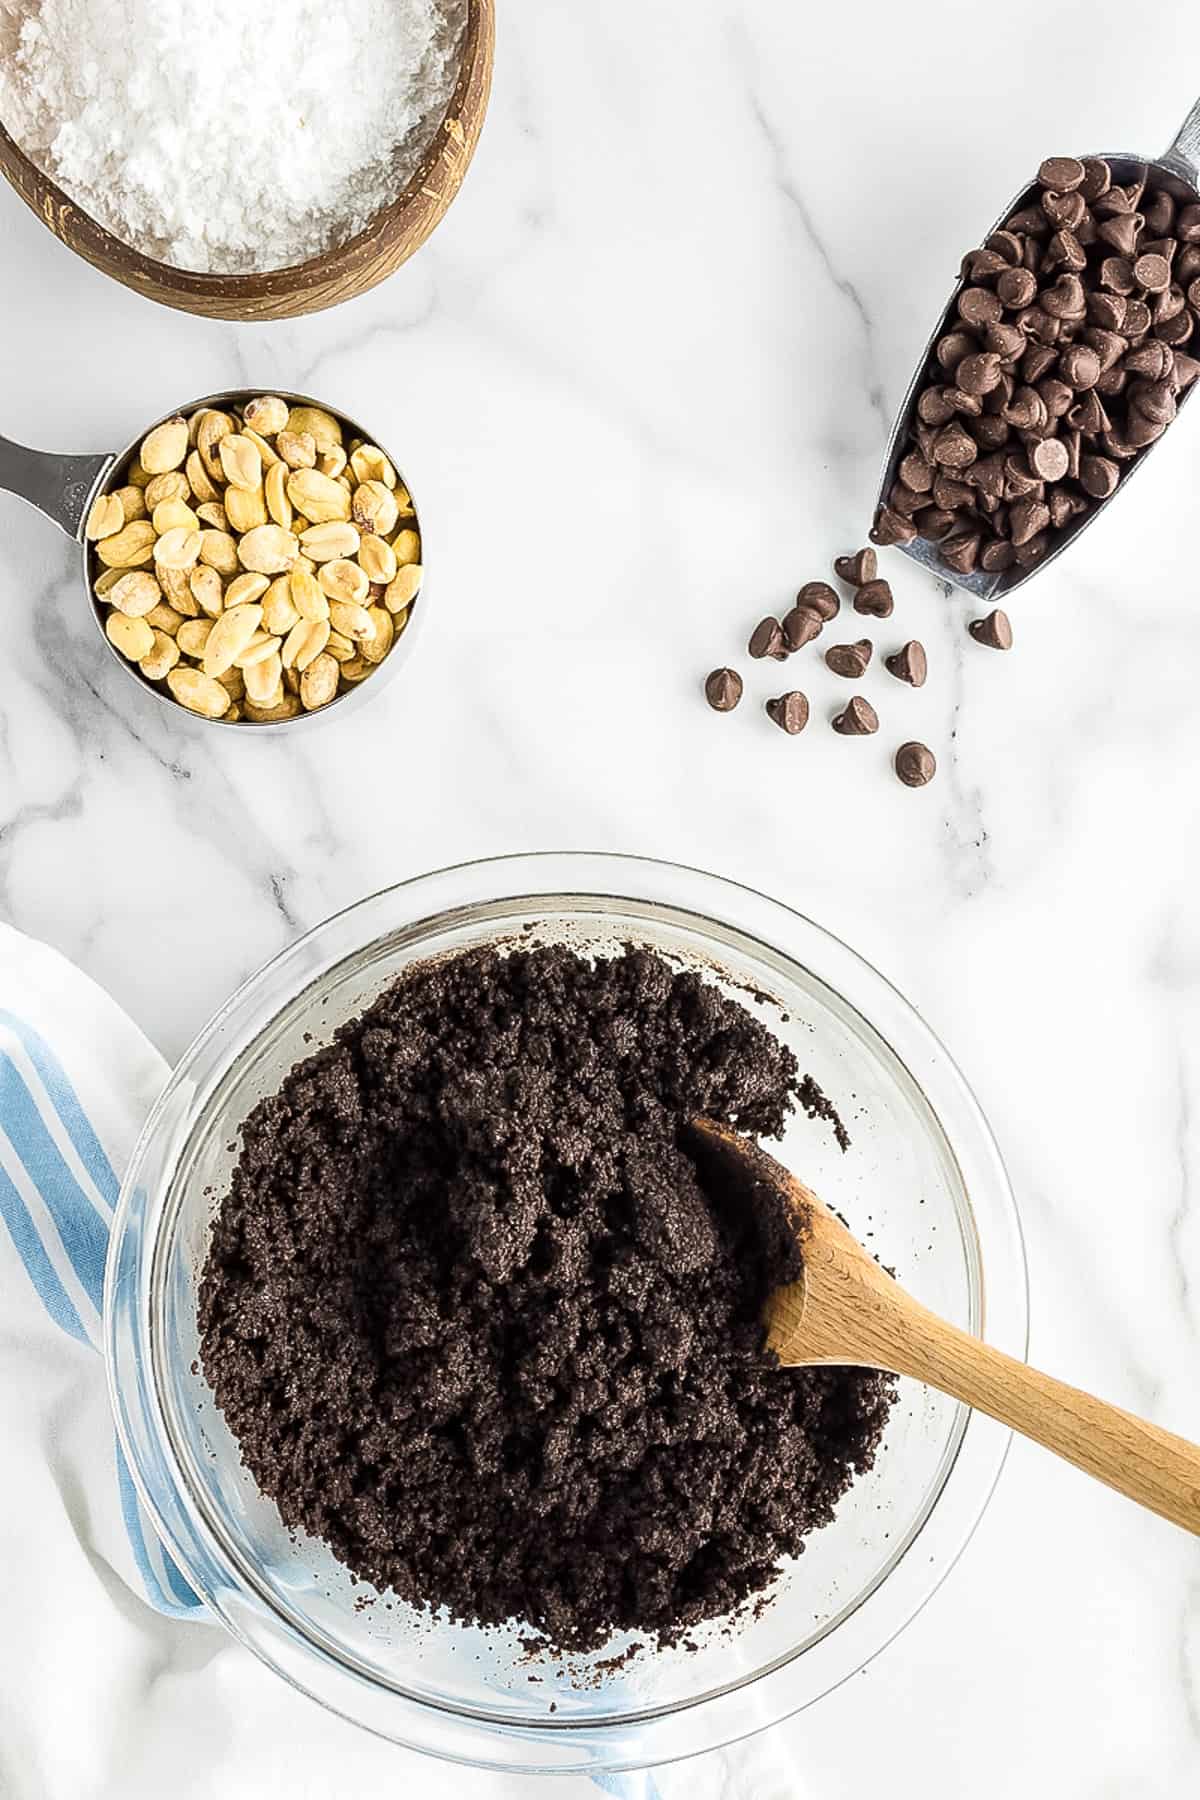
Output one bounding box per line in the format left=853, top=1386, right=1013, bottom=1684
left=199, top=945, right=893, bottom=1652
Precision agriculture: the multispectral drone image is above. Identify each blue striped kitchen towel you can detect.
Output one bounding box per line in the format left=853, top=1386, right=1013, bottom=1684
left=0, top=920, right=804, bottom=1798
left=0, top=919, right=202, bottom=1619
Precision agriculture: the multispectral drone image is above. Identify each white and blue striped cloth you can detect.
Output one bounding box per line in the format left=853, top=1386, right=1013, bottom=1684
left=0, top=921, right=799, bottom=1798
left=0, top=921, right=202, bottom=1621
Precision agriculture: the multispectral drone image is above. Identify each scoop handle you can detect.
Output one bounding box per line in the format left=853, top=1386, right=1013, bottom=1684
left=885, top=1300, right=1200, bottom=1535
left=0, top=432, right=112, bottom=540
left=1161, top=96, right=1200, bottom=188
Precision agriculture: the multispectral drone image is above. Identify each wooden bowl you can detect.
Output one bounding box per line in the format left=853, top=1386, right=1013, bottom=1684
left=0, top=0, right=493, bottom=322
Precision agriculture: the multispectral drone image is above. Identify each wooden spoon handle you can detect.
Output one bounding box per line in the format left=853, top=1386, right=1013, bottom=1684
left=889, top=1306, right=1200, bottom=1534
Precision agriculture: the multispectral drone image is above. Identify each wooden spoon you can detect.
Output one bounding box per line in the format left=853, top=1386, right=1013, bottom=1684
left=689, top=1117, right=1200, bottom=1534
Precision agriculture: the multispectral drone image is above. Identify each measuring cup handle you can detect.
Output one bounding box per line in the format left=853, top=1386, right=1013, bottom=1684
left=1161, top=97, right=1200, bottom=189
left=0, top=433, right=113, bottom=540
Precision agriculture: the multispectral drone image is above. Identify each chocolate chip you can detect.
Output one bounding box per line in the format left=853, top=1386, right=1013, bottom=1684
left=955, top=352, right=1004, bottom=396
left=1043, top=188, right=1087, bottom=229
left=1008, top=205, right=1052, bottom=238
left=1067, top=388, right=1110, bottom=434
left=1085, top=337, right=1125, bottom=383
left=1045, top=228, right=1087, bottom=273
left=885, top=640, right=927, bottom=687
left=1098, top=213, right=1141, bottom=258
left=853, top=578, right=894, bottom=618
left=1009, top=497, right=1051, bottom=546
left=898, top=451, right=934, bottom=492
left=1028, top=437, right=1069, bottom=481
left=968, top=608, right=1013, bottom=650
left=939, top=528, right=982, bottom=574
left=917, top=387, right=957, bottom=427
left=796, top=580, right=841, bottom=620
left=1100, top=254, right=1135, bottom=294
left=997, top=265, right=1038, bottom=309
left=987, top=228, right=1025, bottom=264
left=932, top=422, right=978, bottom=468
left=1120, top=340, right=1171, bottom=379
left=832, top=548, right=876, bottom=588
left=959, top=287, right=1004, bottom=327
left=1156, top=309, right=1194, bottom=345
left=870, top=506, right=917, bottom=547
left=984, top=320, right=1026, bottom=359
left=932, top=474, right=974, bottom=512
left=1130, top=379, right=1177, bottom=425
left=980, top=539, right=1015, bottom=572
left=765, top=691, right=809, bottom=735
left=782, top=605, right=824, bottom=651
left=1058, top=343, right=1101, bottom=390
left=1037, top=375, right=1075, bottom=418
left=704, top=668, right=743, bottom=711
left=1124, top=409, right=1165, bottom=448
left=825, top=639, right=872, bottom=679
left=1038, top=156, right=1085, bottom=192
left=1088, top=290, right=1127, bottom=332
left=965, top=247, right=1012, bottom=281
left=914, top=506, right=957, bottom=539
left=831, top=696, right=879, bottom=736
left=1080, top=158, right=1111, bottom=203
left=1134, top=253, right=1173, bottom=294
left=895, top=741, right=937, bottom=787
left=1079, top=452, right=1120, bottom=497
left=749, top=616, right=787, bottom=660
left=936, top=330, right=976, bottom=372
left=1152, top=283, right=1186, bottom=325
left=1041, top=274, right=1087, bottom=320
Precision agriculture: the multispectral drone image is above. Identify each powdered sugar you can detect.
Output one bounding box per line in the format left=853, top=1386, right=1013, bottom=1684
left=0, top=0, right=466, bottom=273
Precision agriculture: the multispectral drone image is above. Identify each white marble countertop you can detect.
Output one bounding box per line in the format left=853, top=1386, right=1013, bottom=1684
left=2, top=1, right=1200, bottom=1794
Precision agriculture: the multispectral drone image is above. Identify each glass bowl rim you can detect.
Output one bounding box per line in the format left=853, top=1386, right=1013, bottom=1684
left=104, top=851, right=1030, bottom=1774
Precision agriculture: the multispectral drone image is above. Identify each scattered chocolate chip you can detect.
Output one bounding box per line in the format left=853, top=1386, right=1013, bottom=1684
left=853, top=578, right=894, bottom=618
left=895, top=741, right=937, bottom=787
left=796, top=580, right=841, bottom=619
left=704, top=668, right=743, bottom=712
left=833, top=548, right=877, bottom=587
left=968, top=608, right=1013, bottom=650
left=884, top=640, right=927, bottom=687
left=825, top=639, right=872, bottom=679
left=765, top=691, right=810, bottom=735
left=749, top=616, right=787, bottom=661
left=831, top=696, right=879, bottom=736
left=782, top=605, right=824, bottom=651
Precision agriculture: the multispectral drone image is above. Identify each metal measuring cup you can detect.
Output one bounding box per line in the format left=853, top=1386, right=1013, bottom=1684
left=874, top=99, right=1200, bottom=600
left=0, top=389, right=424, bottom=729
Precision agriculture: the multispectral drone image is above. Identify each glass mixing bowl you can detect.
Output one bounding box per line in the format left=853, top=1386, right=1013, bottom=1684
left=105, top=854, right=1028, bottom=1775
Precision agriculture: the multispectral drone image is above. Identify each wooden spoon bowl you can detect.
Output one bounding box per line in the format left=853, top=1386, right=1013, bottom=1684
left=689, top=1116, right=1200, bottom=1535
left=0, top=0, right=494, bottom=321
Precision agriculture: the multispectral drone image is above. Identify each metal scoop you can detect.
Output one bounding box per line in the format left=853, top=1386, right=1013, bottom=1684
left=874, top=98, right=1200, bottom=599
left=0, top=389, right=423, bottom=731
